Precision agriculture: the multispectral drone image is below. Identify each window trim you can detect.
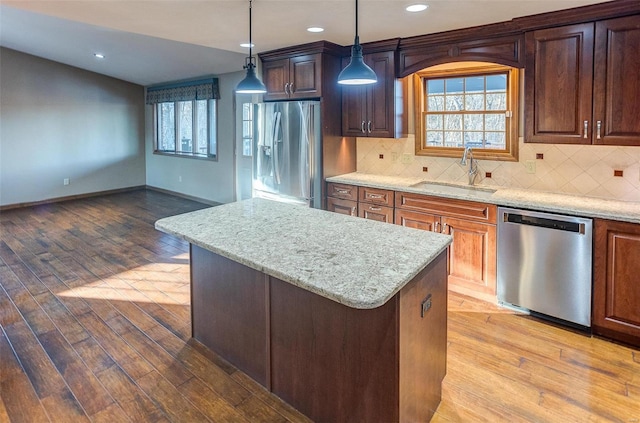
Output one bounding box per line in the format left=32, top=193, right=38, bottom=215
left=413, top=64, right=519, bottom=161
left=153, top=99, right=218, bottom=161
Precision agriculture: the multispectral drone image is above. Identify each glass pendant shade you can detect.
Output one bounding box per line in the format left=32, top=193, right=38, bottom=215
left=337, top=37, right=377, bottom=85
left=236, top=0, right=267, bottom=94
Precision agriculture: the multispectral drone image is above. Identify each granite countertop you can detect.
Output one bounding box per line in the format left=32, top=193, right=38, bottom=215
left=327, top=172, right=640, bottom=224
left=155, top=198, right=451, bottom=309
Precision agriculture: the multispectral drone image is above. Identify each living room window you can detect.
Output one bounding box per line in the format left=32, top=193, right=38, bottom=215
left=147, top=78, right=219, bottom=159
left=414, top=64, right=519, bottom=161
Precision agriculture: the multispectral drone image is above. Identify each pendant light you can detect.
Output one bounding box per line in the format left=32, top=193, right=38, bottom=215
left=337, top=0, right=377, bottom=85
left=236, top=0, right=267, bottom=94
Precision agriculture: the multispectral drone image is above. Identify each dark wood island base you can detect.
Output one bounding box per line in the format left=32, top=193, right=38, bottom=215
left=191, top=244, right=448, bottom=422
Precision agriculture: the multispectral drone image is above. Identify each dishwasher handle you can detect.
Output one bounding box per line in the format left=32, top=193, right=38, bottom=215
left=503, top=212, right=586, bottom=234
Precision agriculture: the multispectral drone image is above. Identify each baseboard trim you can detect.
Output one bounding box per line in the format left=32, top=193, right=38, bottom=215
left=0, top=186, right=147, bottom=211
left=145, top=185, right=221, bottom=206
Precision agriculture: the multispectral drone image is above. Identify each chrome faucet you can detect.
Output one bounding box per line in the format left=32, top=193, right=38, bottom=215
left=460, top=147, right=478, bottom=186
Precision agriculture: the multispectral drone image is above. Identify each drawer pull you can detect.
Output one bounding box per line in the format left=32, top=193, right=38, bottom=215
left=335, top=189, right=351, bottom=195
left=369, top=206, right=382, bottom=211
left=367, top=194, right=384, bottom=199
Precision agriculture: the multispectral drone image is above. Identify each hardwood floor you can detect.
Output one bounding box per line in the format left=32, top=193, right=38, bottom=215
left=1, top=189, right=638, bottom=422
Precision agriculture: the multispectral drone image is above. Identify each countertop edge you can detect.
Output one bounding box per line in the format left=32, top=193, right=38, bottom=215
left=327, top=173, right=640, bottom=224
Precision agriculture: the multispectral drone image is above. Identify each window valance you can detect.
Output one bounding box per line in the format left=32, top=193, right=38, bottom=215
left=146, top=78, right=220, bottom=104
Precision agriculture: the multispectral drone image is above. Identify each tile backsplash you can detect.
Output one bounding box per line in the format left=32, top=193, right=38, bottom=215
left=357, top=135, right=640, bottom=202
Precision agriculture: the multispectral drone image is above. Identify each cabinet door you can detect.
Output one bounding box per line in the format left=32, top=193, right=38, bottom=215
left=366, top=51, right=396, bottom=138
left=290, top=54, right=322, bottom=99
left=326, top=197, right=357, bottom=216
left=358, top=204, right=394, bottom=223
left=342, top=84, right=367, bottom=136
left=524, top=23, right=594, bottom=144
left=263, top=58, right=290, bottom=101
left=593, top=15, right=640, bottom=146
left=441, top=217, right=496, bottom=297
left=395, top=209, right=440, bottom=232
left=593, top=219, right=640, bottom=346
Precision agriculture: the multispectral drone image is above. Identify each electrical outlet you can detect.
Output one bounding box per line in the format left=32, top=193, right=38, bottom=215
left=391, top=152, right=399, bottom=162
left=401, top=154, right=412, bottom=164
left=63, top=178, right=70, bottom=186
left=525, top=160, right=536, bottom=174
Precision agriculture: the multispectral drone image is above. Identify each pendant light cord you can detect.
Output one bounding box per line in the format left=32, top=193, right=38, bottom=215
left=249, top=0, right=253, bottom=60
left=355, top=0, right=358, bottom=39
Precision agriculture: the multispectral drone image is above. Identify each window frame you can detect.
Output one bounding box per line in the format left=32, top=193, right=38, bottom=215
left=153, top=99, right=218, bottom=160
left=413, top=64, right=519, bottom=161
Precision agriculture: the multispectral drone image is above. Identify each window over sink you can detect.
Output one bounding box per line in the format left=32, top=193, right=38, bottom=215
left=414, top=63, right=519, bottom=161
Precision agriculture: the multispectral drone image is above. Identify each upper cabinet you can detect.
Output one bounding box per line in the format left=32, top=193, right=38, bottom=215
left=262, top=54, right=322, bottom=101
left=525, top=14, right=640, bottom=145
left=341, top=40, right=405, bottom=139
left=259, top=41, right=346, bottom=102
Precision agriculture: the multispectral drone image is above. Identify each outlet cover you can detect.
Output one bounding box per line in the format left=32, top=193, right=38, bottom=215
left=63, top=178, right=70, bottom=186
left=401, top=154, right=412, bottom=164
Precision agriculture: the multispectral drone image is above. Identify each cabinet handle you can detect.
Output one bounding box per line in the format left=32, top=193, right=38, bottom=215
left=369, top=206, right=382, bottom=211
left=284, top=83, right=290, bottom=95
left=335, top=189, right=351, bottom=195
left=583, top=120, right=588, bottom=139
left=351, top=207, right=356, bottom=216
left=434, top=221, right=441, bottom=232
left=441, top=223, right=449, bottom=234
left=290, top=83, right=294, bottom=93
left=597, top=121, right=602, bottom=140
left=367, top=193, right=384, bottom=199
left=367, top=121, right=372, bottom=133
left=361, top=121, right=366, bottom=134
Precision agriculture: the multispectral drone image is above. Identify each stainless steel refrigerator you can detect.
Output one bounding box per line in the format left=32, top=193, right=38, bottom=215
left=252, top=101, right=322, bottom=208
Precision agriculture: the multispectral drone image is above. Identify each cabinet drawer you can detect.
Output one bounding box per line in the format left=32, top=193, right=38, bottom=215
left=327, top=197, right=357, bottom=216
left=359, top=187, right=394, bottom=207
left=395, top=192, right=496, bottom=224
left=358, top=204, right=394, bottom=223
left=327, top=183, right=358, bottom=201
left=395, top=209, right=440, bottom=232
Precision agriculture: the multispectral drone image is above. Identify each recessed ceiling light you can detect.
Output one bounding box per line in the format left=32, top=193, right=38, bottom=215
left=307, top=27, right=324, bottom=33
left=406, top=4, right=428, bottom=12
left=94, top=53, right=105, bottom=59
left=240, top=43, right=255, bottom=48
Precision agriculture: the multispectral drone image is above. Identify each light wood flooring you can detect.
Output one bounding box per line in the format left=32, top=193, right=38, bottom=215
left=1, top=189, right=638, bottom=422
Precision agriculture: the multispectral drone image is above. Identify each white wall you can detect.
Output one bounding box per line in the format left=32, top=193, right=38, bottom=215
left=0, top=48, right=146, bottom=207
left=145, top=71, right=244, bottom=204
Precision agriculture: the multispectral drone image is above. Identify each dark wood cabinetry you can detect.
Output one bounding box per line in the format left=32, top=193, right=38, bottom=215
left=342, top=50, right=403, bottom=138
left=396, top=192, right=497, bottom=302
left=262, top=54, right=322, bottom=100
left=525, top=15, right=640, bottom=145
left=326, top=183, right=394, bottom=223
left=593, top=219, right=640, bottom=347
left=259, top=41, right=347, bottom=102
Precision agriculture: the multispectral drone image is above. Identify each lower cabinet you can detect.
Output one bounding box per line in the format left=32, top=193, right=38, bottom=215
left=593, top=218, right=640, bottom=347
left=395, top=192, right=497, bottom=302
left=327, top=183, right=497, bottom=301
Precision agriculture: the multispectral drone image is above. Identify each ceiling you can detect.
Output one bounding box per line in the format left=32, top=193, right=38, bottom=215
left=0, top=0, right=608, bottom=86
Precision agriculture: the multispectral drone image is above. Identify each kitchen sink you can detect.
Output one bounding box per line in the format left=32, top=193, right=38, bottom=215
left=409, top=181, right=497, bottom=200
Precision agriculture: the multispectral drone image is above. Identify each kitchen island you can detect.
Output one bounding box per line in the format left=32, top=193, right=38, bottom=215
left=155, top=198, right=452, bottom=422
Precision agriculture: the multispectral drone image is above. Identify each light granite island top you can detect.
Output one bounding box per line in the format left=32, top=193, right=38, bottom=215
left=155, top=197, right=452, bottom=309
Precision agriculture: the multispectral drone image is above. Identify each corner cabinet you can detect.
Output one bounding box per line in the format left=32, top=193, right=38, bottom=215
left=259, top=41, right=347, bottom=101
left=341, top=40, right=405, bottom=138
left=525, top=14, right=640, bottom=145
left=593, top=219, right=640, bottom=347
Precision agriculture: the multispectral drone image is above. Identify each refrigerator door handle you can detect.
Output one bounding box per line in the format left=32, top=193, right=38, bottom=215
left=273, top=112, right=282, bottom=185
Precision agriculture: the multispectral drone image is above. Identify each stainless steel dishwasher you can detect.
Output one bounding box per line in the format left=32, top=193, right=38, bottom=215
left=497, top=207, right=593, bottom=328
